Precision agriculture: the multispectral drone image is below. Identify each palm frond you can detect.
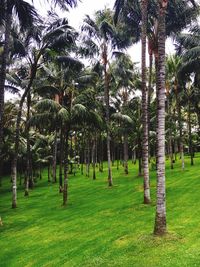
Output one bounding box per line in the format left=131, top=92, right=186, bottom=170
left=12, top=0, right=39, bottom=31
left=35, top=99, right=61, bottom=112
left=71, top=104, right=88, bottom=122
left=58, top=107, right=69, bottom=122
left=5, top=85, right=20, bottom=95
left=111, top=112, right=133, bottom=125
left=35, top=85, right=60, bottom=97
left=56, top=56, right=83, bottom=70
left=29, top=112, right=54, bottom=127
left=113, top=0, right=125, bottom=25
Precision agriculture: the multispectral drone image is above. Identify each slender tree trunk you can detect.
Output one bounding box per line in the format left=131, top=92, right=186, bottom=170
left=155, top=53, right=159, bottom=171
left=103, top=42, right=113, bottom=186
left=25, top=93, right=31, bottom=196
left=123, top=133, right=129, bottom=174
left=39, top=163, right=42, bottom=180
left=148, top=50, right=153, bottom=156
left=166, top=95, right=174, bottom=169
left=63, top=129, right=69, bottom=206
left=175, top=85, right=184, bottom=170
left=100, top=135, right=104, bottom=172
left=52, top=130, right=58, bottom=183
left=188, top=98, right=193, bottom=166
left=154, top=0, right=168, bottom=236
left=133, top=148, right=136, bottom=164
left=48, top=163, right=51, bottom=182
left=169, top=137, right=174, bottom=169
left=138, top=137, right=142, bottom=176
left=59, top=127, right=64, bottom=192
left=141, top=0, right=151, bottom=204
left=92, top=137, right=96, bottom=180
left=86, top=138, right=90, bottom=177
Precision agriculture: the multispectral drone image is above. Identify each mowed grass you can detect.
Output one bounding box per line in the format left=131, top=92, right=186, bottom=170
left=1, top=155, right=200, bottom=267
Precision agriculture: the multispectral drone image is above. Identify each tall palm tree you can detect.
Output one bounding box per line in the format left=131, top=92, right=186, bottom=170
left=110, top=53, right=135, bottom=174
left=166, top=55, right=185, bottom=169
left=141, top=0, right=151, bottom=204
left=11, top=17, right=77, bottom=208
left=0, top=0, right=38, bottom=183
left=154, top=0, right=168, bottom=236
left=81, top=9, right=125, bottom=186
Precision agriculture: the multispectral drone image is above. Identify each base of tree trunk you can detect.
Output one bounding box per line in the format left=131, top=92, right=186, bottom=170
left=24, top=190, right=29, bottom=196
left=63, top=185, right=68, bottom=206
left=144, top=196, right=151, bottom=204
left=59, top=186, right=63, bottom=193
left=12, top=202, right=17, bottom=209
left=108, top=178, right=113, bottom=187
left=154, top=214, right=167, bottom=236
left=124, top=170, right=128, bottom=175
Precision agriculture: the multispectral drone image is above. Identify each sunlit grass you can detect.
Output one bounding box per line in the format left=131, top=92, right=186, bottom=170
left=0, top=155, right=200, bottom=266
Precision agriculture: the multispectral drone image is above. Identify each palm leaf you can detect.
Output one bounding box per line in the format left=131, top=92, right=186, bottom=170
left=35, top=99, right=61, bottom=112
left=111, top=112, right=133, bottom=125
left=58, top=107, right=69, bottom=122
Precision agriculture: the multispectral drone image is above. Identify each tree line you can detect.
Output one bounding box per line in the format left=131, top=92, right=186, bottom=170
left=0, top=0, right=200, bottom=236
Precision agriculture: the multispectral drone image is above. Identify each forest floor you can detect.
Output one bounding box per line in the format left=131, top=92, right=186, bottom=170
left=1, top=155, right=200, bottom=267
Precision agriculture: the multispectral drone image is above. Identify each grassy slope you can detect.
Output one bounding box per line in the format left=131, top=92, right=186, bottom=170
left=1, top=156, right=200, bottom=267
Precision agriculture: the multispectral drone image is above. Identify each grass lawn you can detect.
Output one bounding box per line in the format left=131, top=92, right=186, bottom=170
left=1, top=155, right=200, bottom=267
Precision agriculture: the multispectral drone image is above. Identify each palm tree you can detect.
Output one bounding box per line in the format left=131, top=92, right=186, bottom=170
left=141, top=0, right=151, bottom=204
left=154, top=0, right=168, bottom=236
left=166, top=55, right=185, bottom=170
left=10, top=17, right=77, bottom=208
left=0, top=0, right=38, bottom=194
left=81, top=9, right=124, bottom=186
left=110, top=53, right=135, bottom=174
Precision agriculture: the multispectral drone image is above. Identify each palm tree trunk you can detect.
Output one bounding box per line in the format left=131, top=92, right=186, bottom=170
left=167, top=95, right=174, bottom=169
left=148, top=50, right=153, bottom=150
left=123, top=133, right=128, bottom=174
left=63, top=129, right=69, bottom=205
left=188, top=98, right=193, bottom=166
left=92, top=138, right=96, bottom=180
left=138, top=137, right=142, bottom=176
left=25, top=93, right=31, bottom=196
left=48, top=164, right=51, bottom=182
left=59, top=127, right=64, bottom=192
left=141, top=0, right=151, bottom=204
left=39, top=163, right=42, bottom=180
left=99, top=134, right=104, bottom=172
left=103, top=42, right=113, bottom=186
left=52, top=130, right=58, bottom=183
left=86, top=137, right=90, bottom=177
left=175, top=86, right=184, bottom=170
left=154, top=0, right=168, bottom=235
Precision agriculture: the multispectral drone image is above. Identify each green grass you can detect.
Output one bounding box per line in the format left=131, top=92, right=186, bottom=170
left=1, top=156, right=200, bottom=267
